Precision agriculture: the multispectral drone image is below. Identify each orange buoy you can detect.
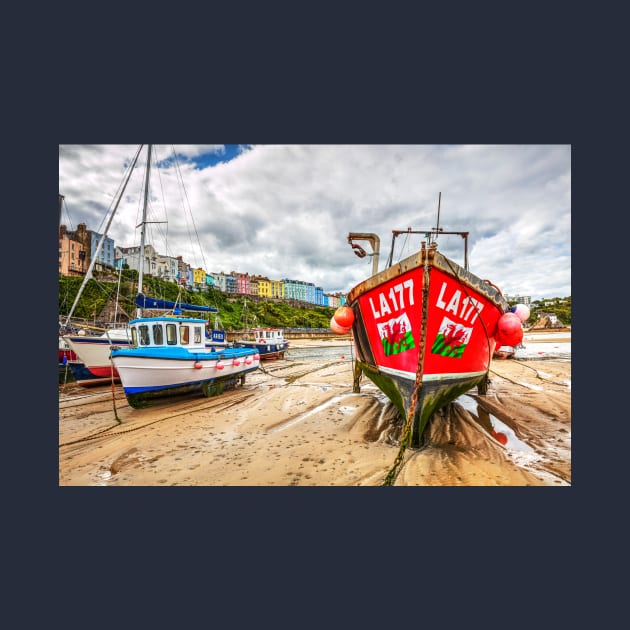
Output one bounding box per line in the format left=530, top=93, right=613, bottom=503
left=330, top=316, right=351, bottom=335
left=333, top=306, right=354, bottom=328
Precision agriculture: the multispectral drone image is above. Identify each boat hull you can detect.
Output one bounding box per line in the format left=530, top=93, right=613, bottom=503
left=111, top=346, right=259, bottom=408
left=58, top=339, right=77, bottom=365
left=63, top=334, right=131, bottom=379
left=68, top=361, right=120, bottom=386
left=347, top=245, right=508, bottom=446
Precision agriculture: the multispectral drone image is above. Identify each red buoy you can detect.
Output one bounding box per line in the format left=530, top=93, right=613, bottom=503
left=496, top=312, right=523, bottom=347
left=330, top=316, right=351, bottom=335
left=333, top=306, right=354, bottom=328
left=194, top=361, right=203, bottom=369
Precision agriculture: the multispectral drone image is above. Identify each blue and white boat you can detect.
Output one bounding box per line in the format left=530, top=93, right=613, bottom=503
left=234, top=326, right=289, bottom=360
left=111, top=315, right=259, bottom=408
left=233, top=299, right=289, bottom=360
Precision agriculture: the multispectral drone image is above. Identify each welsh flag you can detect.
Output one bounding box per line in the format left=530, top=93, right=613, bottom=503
left=431, top=317, right=472, bottom=358
left=377, top=313, right=416, bottom=357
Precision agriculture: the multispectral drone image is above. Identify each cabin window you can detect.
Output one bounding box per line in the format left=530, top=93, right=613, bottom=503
left=194, top=326, right=202, bottom=344
left=180, top=326, right=190, bottom=345
left=166, top=323, right=177, bottom=345
left=138, top=325, right=150, bottom=346
left=152, top=324, right=164, bottom=345
left=131, top=328, right=138, bottom=346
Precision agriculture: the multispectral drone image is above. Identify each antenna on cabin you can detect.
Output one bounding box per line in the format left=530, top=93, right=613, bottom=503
left=431, top=191, right=442, bottom=245
left=425, top=192, right=442, bottom=245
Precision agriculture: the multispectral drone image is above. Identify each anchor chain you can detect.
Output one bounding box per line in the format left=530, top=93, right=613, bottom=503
left=382, top=246, right=432, bottom=486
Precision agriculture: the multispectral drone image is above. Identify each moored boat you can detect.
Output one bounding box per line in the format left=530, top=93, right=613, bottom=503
left=345, top=222, right=511, bottom=451
left=111, top=315, right=259, bottom=408
left=232, top=298, right=288, bottom=359
left=234, top=326, right=289, bottom=360
left=63, top=327, right=131, bottom=379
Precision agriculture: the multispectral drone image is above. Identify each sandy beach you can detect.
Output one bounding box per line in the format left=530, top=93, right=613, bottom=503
left=58, top=334, right=571, bottom=486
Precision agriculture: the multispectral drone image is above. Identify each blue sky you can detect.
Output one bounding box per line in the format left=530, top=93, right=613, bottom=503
left=59, top=144, right=571, bottom=300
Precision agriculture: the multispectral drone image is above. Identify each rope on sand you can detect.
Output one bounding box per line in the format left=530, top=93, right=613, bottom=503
left=491, top=359, right=570, bottom=387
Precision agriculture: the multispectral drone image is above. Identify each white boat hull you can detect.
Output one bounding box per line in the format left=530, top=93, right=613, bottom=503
left=63, top=335, right=129, bottom=378
left=111, top=345, right=259, bottom=407
left=113, top=354, right=258, bottom=391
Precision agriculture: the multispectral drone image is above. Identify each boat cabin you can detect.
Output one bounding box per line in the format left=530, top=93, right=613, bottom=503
left=129, top=316, right=208, bottom=350
left=251, top=327, right=285, bottom=344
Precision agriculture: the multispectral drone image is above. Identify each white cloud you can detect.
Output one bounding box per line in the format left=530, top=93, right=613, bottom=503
left=59, top=144, right=571, bottom=300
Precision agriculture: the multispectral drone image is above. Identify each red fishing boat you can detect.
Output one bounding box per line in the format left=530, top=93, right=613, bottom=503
left=344, top=219, right=513, bottom=451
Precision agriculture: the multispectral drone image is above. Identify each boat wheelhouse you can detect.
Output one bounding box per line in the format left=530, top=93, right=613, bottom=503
left=235, top=327, right=289, bottom=360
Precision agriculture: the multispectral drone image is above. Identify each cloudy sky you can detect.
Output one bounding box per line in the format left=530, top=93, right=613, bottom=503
left=58, top=144, right=570, bottom=301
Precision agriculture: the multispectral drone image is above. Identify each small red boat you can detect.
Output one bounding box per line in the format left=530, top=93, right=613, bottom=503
left=345, top=224, right=509, bottom=451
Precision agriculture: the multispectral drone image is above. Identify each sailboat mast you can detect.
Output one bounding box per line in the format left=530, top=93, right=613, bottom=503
left=113, top=263, right=123, bottom=324
left=136, top=144, right=152, bottom=318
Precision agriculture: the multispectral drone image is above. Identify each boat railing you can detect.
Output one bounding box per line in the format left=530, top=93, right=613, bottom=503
left=385, top=228, right=469, bottom=270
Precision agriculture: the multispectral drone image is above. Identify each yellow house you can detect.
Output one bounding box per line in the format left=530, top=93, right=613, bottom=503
left=257, top=277, right=271, bottom=298
left=193, top=267, right=207, bottom=288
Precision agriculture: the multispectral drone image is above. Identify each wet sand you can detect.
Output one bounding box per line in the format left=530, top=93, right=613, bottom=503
left=58, top=337, right=571, bottom=486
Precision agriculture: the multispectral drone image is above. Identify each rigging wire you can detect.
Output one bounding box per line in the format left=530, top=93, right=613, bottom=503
left=147, top=145, right=172, bottom=261
left=171, top=145, right=208, bottom=272
left=60, top=196, right=76, bottom=231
